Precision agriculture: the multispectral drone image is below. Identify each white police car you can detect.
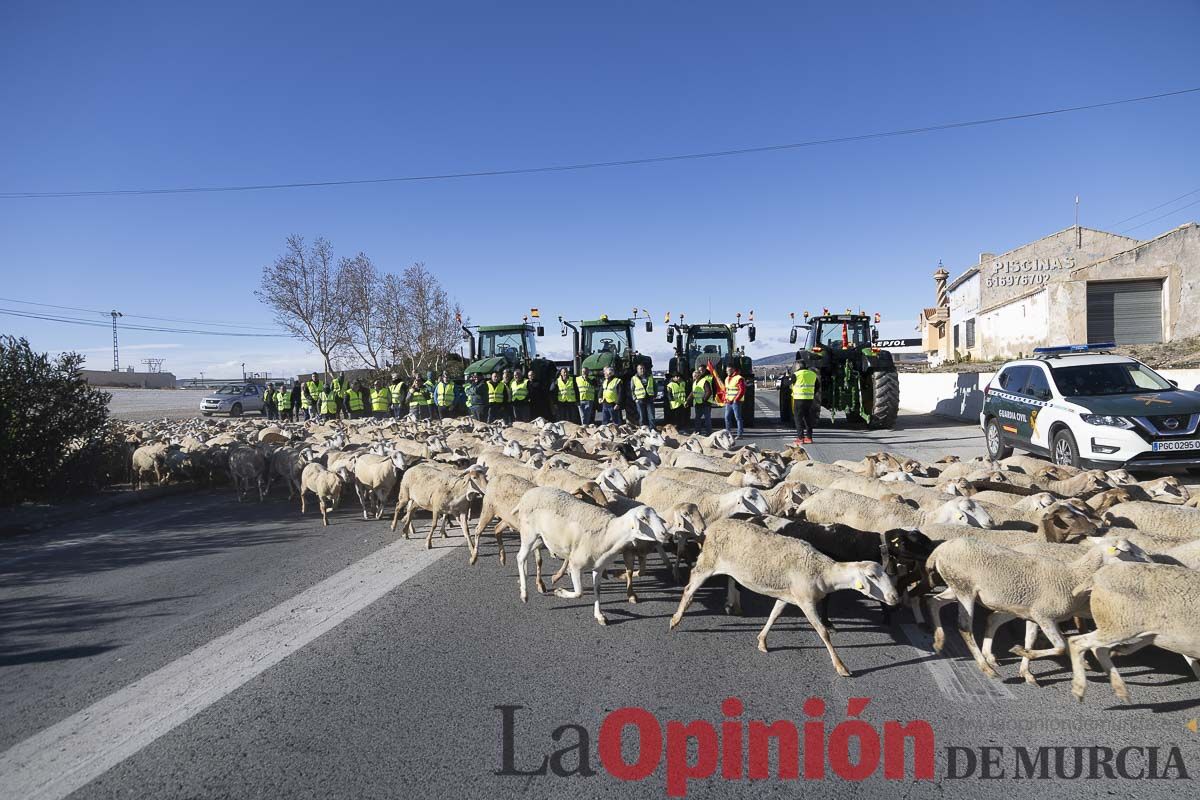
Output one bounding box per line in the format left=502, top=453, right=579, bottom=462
left=980, top=343, right=1200, bottom=470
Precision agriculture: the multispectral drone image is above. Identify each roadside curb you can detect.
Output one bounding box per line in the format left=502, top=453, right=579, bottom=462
left=1, top=485, right=198, bottom=537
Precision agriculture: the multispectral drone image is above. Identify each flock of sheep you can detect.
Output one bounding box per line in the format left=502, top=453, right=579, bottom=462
left=124, top=412, right=1200, bottom=705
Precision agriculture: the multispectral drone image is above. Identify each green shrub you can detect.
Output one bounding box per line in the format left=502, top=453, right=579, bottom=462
left=0, top=336, right=114, bottom=505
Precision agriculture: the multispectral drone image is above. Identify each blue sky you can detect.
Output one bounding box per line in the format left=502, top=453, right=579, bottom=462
left=2, top=0, right=1198, bottom=378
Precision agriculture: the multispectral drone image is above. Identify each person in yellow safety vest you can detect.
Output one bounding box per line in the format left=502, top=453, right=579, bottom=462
left=406, top=372, right=431, bottom=421
left=630, top=363, right=656, bottom=432
left=369, top=380, right=391, bottom=420
left=791, top=361, right=820, bottom=445
left=435, top=371, right=455, bottom=420
left=319, top=385, right=340, bottom=421
left=553, top=366, right=577, bottom=423
left=262, top=383, right=278, bottom=421
left=346, top=381, right=367, bottom=417
left=666, top=373, right=688, bottom=431
left=486, top=370, right=507, bottom=424
left=388, top=374, right=406, bottom=420
left=276, top=385, right=294, bottom=422
left=723, top=366, right=746, bottom=439
left=575, top=367, right=596, bottom=426
left=691, top=367, right=713, bottom=435
left=600, top=366, right=623, bottom=426
left=510, top=367, right=532, bottom=423
left=304, top=372, right=323, bottom=421
left=332, top=372, right=350, bottom=419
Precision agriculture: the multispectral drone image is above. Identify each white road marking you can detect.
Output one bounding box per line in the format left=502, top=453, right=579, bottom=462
left=0, top=533, right=460, bottom=800
left=900, top=623, right=1014, bottom=702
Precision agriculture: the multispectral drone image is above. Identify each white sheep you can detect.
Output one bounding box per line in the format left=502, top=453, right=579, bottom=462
left=1068, top=562, right=1200, bottom=703
left=513, top=486, right=671, bottom=625
left=391, top=463, right=487, bottom=556
left=798, top=488, right=994, bottom=532
left=351, top=452, right=408, bottom=520
left=299, top=461, right=345, bottom=526
left=927, top=536, right=1143, bottom=685
left=669, top=518, right=898, bottom=676
left=131, top=442, right=170, bottom=488
left=1102, top=501, right=1200, bottom=543
left=636, top=474, right=770, bottom=521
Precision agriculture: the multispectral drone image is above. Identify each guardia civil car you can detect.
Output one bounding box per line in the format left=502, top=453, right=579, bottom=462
left=980, top=343, right=1200, bottom=470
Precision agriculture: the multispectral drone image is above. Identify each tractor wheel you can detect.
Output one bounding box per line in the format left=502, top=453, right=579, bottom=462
left=869, top=370, right=899, bottom=429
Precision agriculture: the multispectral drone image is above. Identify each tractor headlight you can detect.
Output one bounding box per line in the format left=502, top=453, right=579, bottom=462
left=1080, top=414, right=1134, bottom=430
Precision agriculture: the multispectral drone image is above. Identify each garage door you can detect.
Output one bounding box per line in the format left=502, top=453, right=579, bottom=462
left=1086, top=280, right=1162, bottom=345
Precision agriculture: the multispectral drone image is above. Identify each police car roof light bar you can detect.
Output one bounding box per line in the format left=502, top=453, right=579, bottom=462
left=1032, top=342, right=1117, bottom=358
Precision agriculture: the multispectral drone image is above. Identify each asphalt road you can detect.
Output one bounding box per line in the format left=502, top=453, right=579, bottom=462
left=2, top=405, right=1198, bottom=799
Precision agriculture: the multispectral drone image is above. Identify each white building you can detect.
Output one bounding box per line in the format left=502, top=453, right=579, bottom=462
left=939, top=222, right=1200, bottom=361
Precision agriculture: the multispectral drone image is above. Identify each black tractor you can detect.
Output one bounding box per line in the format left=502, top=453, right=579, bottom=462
left=779, top=311, right=899, bottom=429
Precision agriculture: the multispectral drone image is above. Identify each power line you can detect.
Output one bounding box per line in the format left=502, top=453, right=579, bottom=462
left=1118, top=197, right=1200, bottom=234
left=1105, top=186, right=1200, bottom=229
left=0, top=308, right=290, bottom=337
left=4, top=86, right=1199, bottom=199
left=0, top=296, right=282, bottom=331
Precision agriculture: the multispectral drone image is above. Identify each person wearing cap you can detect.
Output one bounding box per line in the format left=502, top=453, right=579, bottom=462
left=723, top=365, right=745, bottom=439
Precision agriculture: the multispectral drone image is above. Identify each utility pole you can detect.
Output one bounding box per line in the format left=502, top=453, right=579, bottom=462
left=109, top=310, right=123, bottom=371
left=241, top=362, right=246, bottom=380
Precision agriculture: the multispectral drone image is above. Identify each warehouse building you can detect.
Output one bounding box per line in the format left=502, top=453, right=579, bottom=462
left=919, top=222, right=1200, bottom=362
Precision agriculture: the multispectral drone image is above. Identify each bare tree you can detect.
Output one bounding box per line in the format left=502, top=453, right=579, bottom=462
left=385, top=263, right=464, bottom=376
left=255, top=235, right=346, bottom=375
left=334, top=252, right=387, bottom=370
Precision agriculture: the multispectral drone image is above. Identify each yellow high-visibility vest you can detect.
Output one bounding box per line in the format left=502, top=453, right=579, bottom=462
left=792, top=369, right=818, bottom=401
left=692, top=376, right=711, bottom=406
left=370, top=387, right=391, bottom=411
left=436, top=381, right=453, bottom=407
left=603, top=378, right=621, bottom=404
left=276, top=389, right=293, bottom=410
left=575, top=375, right=596, bottom=402
left=631, top=375, right=655, bottom=400
left=487, top=381, right=506, bottom=404
left=556, top=377, right=577, bottom=403
left=667, top=381, right=687, bottom=410
left=347, top=390, right=365, bottom=411
left=320, top=390, right=339, bottom=415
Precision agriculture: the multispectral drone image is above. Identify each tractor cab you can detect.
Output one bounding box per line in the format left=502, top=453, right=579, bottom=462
left=560, top=312, right=654, bottom=375
left=462, top=322, right=543, bottom=376
left=804, top=314, right=876, bottom=351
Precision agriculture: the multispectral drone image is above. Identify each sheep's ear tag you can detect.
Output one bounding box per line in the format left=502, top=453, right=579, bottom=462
left=854, top=580, right=865, bottom=591
left=1106, top=546, right=1118, bottom=554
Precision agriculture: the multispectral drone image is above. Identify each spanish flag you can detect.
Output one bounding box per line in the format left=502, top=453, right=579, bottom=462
left=530, top=308, right=540, bottom=318
left=706, top=361, right=726, bottom=405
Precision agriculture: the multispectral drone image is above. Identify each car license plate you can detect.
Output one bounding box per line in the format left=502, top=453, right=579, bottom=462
left=1152, top=439, right=1200, bottom=452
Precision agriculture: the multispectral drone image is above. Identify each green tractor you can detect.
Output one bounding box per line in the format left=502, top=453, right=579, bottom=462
left=665, top=312, right=757, bottom=427
left=559, top=311, right=654, bottom=419
left=779, top=310, right=899, bottom=429
left=461, top=319, right=556, bottom=419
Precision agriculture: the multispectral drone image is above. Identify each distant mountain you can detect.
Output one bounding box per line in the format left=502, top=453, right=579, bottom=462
left=751, top=351, right=797, bottom=367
